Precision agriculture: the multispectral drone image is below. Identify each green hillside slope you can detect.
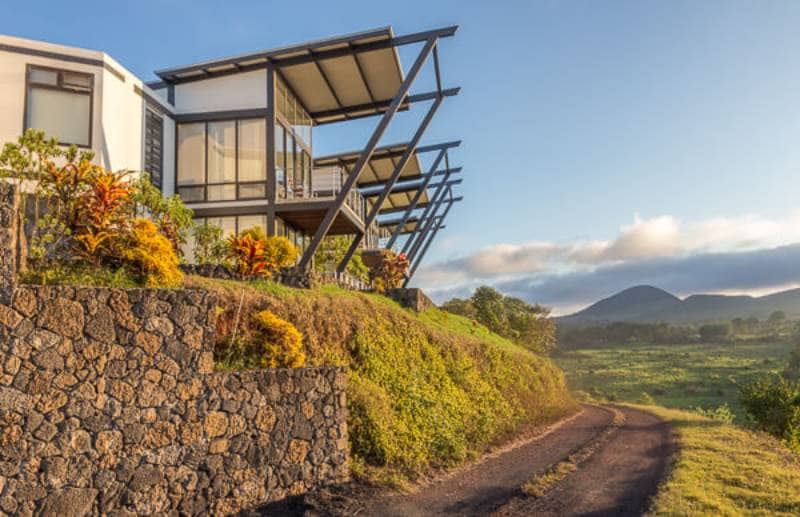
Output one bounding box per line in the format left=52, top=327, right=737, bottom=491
left=188, top=277, right=575, bottom=484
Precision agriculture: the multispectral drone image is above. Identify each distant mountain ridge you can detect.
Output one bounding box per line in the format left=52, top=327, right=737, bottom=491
left=558, top=285, right=800, bottom=324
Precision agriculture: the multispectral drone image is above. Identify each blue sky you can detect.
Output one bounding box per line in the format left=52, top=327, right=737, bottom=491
left=5, top=1, right=800, bottom=312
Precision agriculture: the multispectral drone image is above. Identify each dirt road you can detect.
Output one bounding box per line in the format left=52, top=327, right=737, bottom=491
left=254, top=405, right=674, bottom=517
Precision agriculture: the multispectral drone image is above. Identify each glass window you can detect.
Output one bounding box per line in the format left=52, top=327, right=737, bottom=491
left=207, top=217, right=237, bottom=238
left=27, top=89, right=91, bottom=147
left=286, top=133, right=295, bottom=198
left=177, top=123, right=205, bottom=186
left=238, top=215, right=267, bottom=234
left=275, top=123, right=286, bottom=199
left=206, top=184, right=236, bottom=201
left=26, top=66, right=93, bottom=147
left=238, top=119, right=266, bottom=182
left=239, top=183, right=267, bottom=199
left=29, top=68, right=58, bottom=85
left=207, top=121, right=236, bottom=185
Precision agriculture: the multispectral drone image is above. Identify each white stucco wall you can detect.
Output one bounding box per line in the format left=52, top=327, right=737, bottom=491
left=0, top=34, right=176, bottom=186
left=174, top=69, right=267, bottom=113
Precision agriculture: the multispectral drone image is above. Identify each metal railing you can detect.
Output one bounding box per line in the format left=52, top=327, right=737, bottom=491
left=310, top=166, right=367, bottom=222
left=317, top=270, right=371, bottom=291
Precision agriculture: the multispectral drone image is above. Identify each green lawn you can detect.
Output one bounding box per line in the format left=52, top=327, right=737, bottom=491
left=555, top=342, right=795, bottom=419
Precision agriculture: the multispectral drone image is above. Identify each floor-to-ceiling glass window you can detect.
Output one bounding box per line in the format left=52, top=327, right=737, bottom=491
left=206, top=121, right=236, bottom=201
left=176, top=123, right=206, bottom=202
left=275, top=75, right=313, bottom=200
left=177, top=118, right=268, bottom=203
left=238, top=119, right=267, bottom=199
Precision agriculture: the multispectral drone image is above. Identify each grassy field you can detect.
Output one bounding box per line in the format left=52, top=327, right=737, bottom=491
left=641, top=405, right=800, bottom=516
left=555, top=342, right=795, bottom=418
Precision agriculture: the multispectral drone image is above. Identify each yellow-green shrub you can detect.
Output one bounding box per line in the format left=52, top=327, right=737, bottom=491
left=253, top=310, right=306, bottom=368
left=122, top=218, right=183, bottom=288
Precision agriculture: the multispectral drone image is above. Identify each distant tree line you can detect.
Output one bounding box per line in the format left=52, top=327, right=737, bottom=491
left=441, top=286, right=556, bottom=354
left=559, top=310, right=800, bottom=349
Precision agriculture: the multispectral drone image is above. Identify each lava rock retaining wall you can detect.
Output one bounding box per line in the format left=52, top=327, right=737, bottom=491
left=0, top=184, right=348, bottom=516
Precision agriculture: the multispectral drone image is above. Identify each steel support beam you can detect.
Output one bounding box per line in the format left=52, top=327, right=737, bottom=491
left=364, top=178, right=462, bottom=198
left=401, top=162, right=454, bottom=255
left=405, top=186, right=451, bottom=263
left=386, top=155, right=459, bottom=249
left=335, top=106, right=451, bottom=273
left=405, top=197, right=457, bottom=285
left=358, top=165, right=461, bottom=190
left=297, top=36, right=439, bottom=270
left=265, top=66, right=277, bottom=236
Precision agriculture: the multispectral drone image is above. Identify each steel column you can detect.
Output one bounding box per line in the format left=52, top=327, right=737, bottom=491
left=297, top=36, right=439, bottom=270
left=265, top=66, right=277, bottom=236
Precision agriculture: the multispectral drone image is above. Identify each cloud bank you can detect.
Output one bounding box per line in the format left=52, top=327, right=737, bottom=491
left=415, top=212, right=800, bottom=314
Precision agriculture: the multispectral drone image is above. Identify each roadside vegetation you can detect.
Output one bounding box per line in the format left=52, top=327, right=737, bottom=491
left=643, top=405, right=800, bottom=516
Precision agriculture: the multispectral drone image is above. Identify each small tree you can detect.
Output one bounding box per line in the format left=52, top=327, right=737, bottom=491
left=699, top=323, right=732, bottom=343
left=192, top=222, right=228, bottom=265
left=313, top=235, right=369, bottom=281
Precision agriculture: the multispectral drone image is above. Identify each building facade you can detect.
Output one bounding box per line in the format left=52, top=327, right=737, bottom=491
left=0, top=26, right=462, bottom=279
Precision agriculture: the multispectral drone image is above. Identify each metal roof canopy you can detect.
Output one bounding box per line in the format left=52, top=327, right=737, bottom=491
left=155, top=26, right=457, bottom=125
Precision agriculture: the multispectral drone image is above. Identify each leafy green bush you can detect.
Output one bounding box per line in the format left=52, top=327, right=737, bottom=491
left=442, top=286, right=556, bottom=354
left=740, top=375, right=800, bottom=452
left=699, top=323, right=733, bottom=343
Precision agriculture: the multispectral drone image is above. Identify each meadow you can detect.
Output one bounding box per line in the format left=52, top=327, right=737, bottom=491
left=555, top=341, right=795, bottom=419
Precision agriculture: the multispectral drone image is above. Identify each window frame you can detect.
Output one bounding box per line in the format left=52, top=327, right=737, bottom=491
left=23, top=64, right=94, bottom=148
left=176, top=117, right=268, bottom=203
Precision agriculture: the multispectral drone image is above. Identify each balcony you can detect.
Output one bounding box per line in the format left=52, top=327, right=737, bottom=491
left=275, top=166, right=368, bottom=236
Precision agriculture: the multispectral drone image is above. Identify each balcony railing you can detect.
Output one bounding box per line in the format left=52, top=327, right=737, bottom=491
left=306, top=166, right=367, bottom=222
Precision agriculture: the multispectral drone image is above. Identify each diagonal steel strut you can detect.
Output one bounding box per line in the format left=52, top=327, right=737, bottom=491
left=297, top=36, right=439, bottom=270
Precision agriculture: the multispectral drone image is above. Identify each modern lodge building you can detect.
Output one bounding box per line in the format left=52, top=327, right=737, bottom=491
left=0, top=26, right=463, bottom=283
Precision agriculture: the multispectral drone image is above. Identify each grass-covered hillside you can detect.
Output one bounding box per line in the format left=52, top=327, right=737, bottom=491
left=186, top=277, right=575, bottom=484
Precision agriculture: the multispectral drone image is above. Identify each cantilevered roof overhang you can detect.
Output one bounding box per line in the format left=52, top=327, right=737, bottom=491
left=154, top=25, right=457, bottom=124
left=314, top=142, right=424, bottom=186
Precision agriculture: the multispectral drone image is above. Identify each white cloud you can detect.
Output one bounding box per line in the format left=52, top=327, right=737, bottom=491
left=414, top=210, right=800, bottom=312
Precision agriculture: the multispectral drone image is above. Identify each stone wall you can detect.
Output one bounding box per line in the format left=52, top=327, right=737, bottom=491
left=0, top=185, right=348, bottom=516
left=0, top=182, right=17, bottom=305
left=387, top=288, right=435, bottom=312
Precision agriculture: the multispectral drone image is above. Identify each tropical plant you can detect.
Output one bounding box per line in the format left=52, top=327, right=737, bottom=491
left=132, top=174, right=193, bottom=254
left=263, top=235, right=299, bottom=275
left=0, top=131, right=186, bottom=288
left=121, top=218, right=183, bottom=288
left=227, top=227, right=299, bottom=279
left=370, top=249, right=409, bottom=293
left=227, top=231, right=267, bottom=279
left=252, top=310, right=306, bottom=368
